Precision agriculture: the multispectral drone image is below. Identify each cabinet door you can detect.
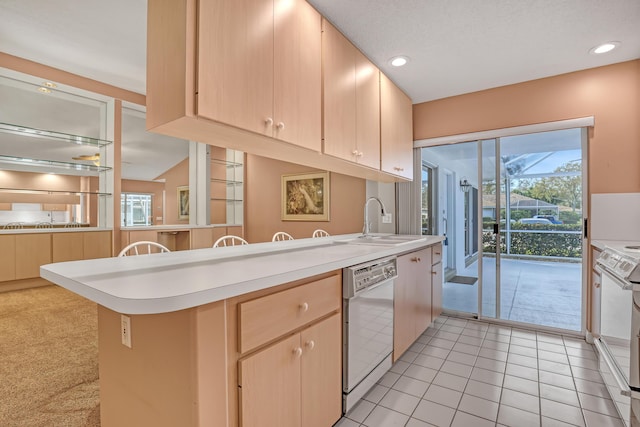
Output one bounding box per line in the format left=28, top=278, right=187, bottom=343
left=84, top=231, right=112, bottom=259
left=273, top=0, right=321, bottom=150
left=393, top=253, right=415, bottom=361
left=380, top=73, right=413, bottom=179
left=197, top=0, right=274, bottom=135
left=15, top=233, right=51, bottom=279
left=52, top=232, right=84, bottom=263
left=355, top=51, right=380, bottom=169
left=0, top=235, right=16, bottom=282
left=301, top=313, right=342, bottom=427
left=322, top=19, right=357, bottom=162
left=432, top=261, right=443, bottom=320
left=413, top=248, right=432, bottom=336
left=239, top=333, right=301, bottom=427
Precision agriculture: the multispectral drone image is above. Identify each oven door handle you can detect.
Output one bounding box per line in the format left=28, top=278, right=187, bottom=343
left=594, top=339, right=631, bottom=397
left=596, top=265, right=634, bottom=291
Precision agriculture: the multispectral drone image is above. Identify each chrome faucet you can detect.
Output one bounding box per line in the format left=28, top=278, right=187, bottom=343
left=362, top=197, right=387, bottom=237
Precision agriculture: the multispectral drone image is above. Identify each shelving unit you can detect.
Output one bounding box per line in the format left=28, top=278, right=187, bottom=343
left=0, top=121, right=113, bottom=226
left=0, top=122, right=113, bottom=176
left=210, top=149, right=243, bottom=226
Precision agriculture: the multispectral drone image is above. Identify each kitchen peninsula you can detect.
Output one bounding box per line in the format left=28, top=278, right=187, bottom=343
left=41, top=234, right=443, bottom=427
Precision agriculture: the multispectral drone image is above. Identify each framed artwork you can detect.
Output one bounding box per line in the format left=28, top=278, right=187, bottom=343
left=177, top=186, right=189, bottom=220
left=281, top=172, right=330, bottom=221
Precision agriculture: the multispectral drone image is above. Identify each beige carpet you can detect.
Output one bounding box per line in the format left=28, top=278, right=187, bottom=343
left=0, top=285, right=100, bottom=426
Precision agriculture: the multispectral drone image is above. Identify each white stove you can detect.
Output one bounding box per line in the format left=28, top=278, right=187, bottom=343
left=595, top=242, right=640, bottom=427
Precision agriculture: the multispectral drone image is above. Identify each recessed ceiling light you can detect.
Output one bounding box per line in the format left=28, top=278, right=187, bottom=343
left=390, top=56, right=409, bottom=67
left=42, top=81, right=57, bottom=88
left=589, top=41, right=620, bottom=55
left=37, top=87, right=52, bottom=94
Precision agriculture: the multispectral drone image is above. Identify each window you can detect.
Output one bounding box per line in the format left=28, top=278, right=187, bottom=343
left=121, top=193, right=153, bottom=226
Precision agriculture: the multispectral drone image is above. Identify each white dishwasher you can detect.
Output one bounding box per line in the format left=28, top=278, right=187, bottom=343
left=342, top=256, right=397, bottom=413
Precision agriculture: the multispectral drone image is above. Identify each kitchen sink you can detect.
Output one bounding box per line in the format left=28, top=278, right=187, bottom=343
left=336, top=234, right=426, bottom=246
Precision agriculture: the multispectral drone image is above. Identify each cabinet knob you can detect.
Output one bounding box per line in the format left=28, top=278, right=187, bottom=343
left=265, top=117, right=274, bottom=126
left=432, top=271, right=437, bottom=275
left=352, top=149, right=359, bottom=156
left=299, top=302, right=309, bottom=312
left=305, top=340, right=315, bottom=351
left=411, top=257, right=419, bottom=262
left=594, top=281, right=601, bottom=288
left=276, top=122, right=285, bottom=130
left=357, top=151, right=363, bottom=157
left=293, top=347, right=303, bottom=357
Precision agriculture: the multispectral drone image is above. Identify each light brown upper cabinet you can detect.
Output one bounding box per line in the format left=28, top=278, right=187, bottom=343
left=148, top=0, right=413, bottom=182
left=188, top=0, right=321, bottom=151
left=380, top=73, right=413, bottom=179
left=322, top=20, right=380, bottom=170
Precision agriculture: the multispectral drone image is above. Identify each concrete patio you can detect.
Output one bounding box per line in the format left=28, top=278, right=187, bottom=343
left=442, top=257, right=582, bottom=331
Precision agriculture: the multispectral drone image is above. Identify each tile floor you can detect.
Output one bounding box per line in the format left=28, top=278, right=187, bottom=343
left=336, top=315, right=624, bottom=427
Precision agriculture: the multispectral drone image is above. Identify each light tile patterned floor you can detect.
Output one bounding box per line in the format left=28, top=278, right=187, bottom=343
left=336, top=316, right=624, bottom=427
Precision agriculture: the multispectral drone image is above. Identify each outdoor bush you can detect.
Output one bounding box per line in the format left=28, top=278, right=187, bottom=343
left=482, top=222, right=582, bottom=258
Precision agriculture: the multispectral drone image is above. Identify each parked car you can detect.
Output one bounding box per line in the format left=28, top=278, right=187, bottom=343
left=533, top=215, right=563, bottom=224
left=519, top=217, right=553, bottom=224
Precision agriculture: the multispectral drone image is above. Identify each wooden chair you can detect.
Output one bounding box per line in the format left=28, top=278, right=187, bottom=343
left=118, top=241, right=171, bottom=257
left=213, top=235, right=249, bottom=248
left=35, top=222, right=53, bottom=229
left=312, top=229, right=330, bottom=238
left=64, top=222, right=82, bottom=228
left=3, top=222, right=23, bottom=229
left=272, top=231, right=294, bottom=242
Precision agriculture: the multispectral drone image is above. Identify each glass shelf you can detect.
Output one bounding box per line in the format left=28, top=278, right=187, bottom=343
left=210, top=178, right=242, bottom=185
left=0, top=122, right=112, bottom=147
left=0, top=155, right=111, bottom=173
left=211, top=198, right=243, bottom=202
left=210, top=158, right=242, bottom=168
left=0, top=188, right=112, bottom=196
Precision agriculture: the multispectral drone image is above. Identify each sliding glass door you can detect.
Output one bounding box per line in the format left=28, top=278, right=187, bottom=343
left=422, top=128, right=585, bottom=332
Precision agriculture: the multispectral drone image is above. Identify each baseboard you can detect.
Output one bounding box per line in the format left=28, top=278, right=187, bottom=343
left=0, top=278, right=51, bottom=293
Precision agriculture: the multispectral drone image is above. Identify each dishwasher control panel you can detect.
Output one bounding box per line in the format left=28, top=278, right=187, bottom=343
left=343, top=257, right=397, bottom=298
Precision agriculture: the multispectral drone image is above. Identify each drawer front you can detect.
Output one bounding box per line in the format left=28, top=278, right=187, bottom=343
left=239, top=273, right=341, bottom=354
left=431, top=243, right=443, bottom=265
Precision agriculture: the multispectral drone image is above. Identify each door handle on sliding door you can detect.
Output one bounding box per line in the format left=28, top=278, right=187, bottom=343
left=493, top=223, right=499, bottom=234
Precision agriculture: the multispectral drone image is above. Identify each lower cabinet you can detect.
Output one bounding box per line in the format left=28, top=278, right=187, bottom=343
left=239, top=312, right=341, bottom=427
left=394, top=247, right=433, bottom=361
left=15, top=233, right=52, bottom=280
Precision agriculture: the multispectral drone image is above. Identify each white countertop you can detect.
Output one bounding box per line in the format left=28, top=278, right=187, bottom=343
left=41, top=233, right=444, bottom=315
left=0, top=227, right=111, bottom=234
left=592, top=239, right=640, bottom=253
left=122, top=224, right=229, bottom=231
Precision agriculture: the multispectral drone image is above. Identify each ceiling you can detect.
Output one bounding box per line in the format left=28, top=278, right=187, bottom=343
left=0, top=1, right=639, bottom=180
left=1, top=0, right=639, bottom=103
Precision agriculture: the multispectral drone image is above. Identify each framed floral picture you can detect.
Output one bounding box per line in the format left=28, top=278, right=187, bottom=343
left=177, top=185, right=189, bottom=220
left=281, top=172, right=330, bottom=221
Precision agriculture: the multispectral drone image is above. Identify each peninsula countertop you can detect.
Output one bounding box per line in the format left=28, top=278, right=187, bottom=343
left=40, top=233, right=444, bottom=315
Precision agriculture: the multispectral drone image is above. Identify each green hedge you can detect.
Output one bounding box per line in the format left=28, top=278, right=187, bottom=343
left=482, top=223, right=582, bottom=258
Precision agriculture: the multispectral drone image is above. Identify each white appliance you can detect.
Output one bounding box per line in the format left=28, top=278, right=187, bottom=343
left=595, top=243, right=640, bottom=427
left=342, top=256, right=396, bottom=413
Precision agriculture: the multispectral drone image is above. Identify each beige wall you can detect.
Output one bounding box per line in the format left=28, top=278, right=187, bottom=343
left=156, top=158, right=189, bottom=225
left=245, top=154, right=366, bottom=243
left=413, top=60, right=640, bottom=195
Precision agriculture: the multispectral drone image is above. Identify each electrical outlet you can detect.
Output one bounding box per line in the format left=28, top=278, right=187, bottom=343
left=121, top=314, right=132, bottom=348
left=382, top=213, right=392, bottom=224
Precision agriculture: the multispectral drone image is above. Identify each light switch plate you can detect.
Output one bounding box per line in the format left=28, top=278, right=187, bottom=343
left=382, top=213, right=392, bottom=224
